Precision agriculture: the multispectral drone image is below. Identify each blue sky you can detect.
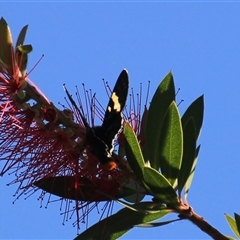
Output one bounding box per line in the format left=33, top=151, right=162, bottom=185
left=1, top=2, right=240, bottom=239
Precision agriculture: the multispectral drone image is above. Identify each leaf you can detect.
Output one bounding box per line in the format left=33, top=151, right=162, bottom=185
left=179, top=96, right=204, bottom=198
left=0, top=17, right=13, bottom=72
left=181, top=95, right=204, bottom=141
left=139, top=106, right=148, bottom=139
left=225, top=236, right=236, bottom=240
left=119, top=184, right=146, bottom=199
left=143, top=166, right=179, bottom=206
left=16, top=44, right=32, bottom=75
left=34, top=176, right=104, bottom=201
left=116, top=199, right=170, bottom=214
left=146, top=72, right=175, bottom=170
left=234, top=213, right=240, bottom=236
left=184, top=145, right=200, bottom=200
left=74, top=202, right=171, bottom=240
left=139, top=106, right=149, bottom=161
left=178, top=117, right=196, bottom=195
left=124, top=122, right=145, bottom=180
left=122, top=180, right=145, bottom=203
left=17, top=44, right=32, bottom=54
left=15, top=24, right=28, bottom=48
left=225, top=213, right=240, bottom=238
left=158, top=101, right=183, bottom=186
left=34, top=176, right=130, bottom=201
left=136, top=218, right=181, bottom=227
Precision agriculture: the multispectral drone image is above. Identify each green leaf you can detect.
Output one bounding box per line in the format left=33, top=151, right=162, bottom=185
left=34, top=176, right=129, bottom=201
left=225, top=236, right=236, bottom=240
left=74, top=202, right=171, bottom=240
left=17, top=44, right=32, bottom=54
left=34, top=176, right=104, bottom=201
left=234, top=213, right=240, bottom=236
left=15, top=25, right=31, bottom=76
left=146, top=72, right=175, bottom=170
left=16, top=44, right=32, bottom=74
left=116, top=199, right=170, bottom=214
left=136, top=218, right=181, bottom=227
left=143, top=166, right=179, bottom=206
left=184, top=145, right=200, bottom=199
left=140, top=106, right=148, bottom=139
left=124, top=122, right=145, bottom=180
left=225, top=213, right=240, bottom=238
left=158, top=101, right=183, bottom=186
left=178, top=117, right=196, bottom=195
left=15, top=24, right=28, bottom=48
left=122, top=180, right=145, bottom=203
left=139, top=106, right=149, bottom=161
left=0, top=17, right=13, bottom=72
left=181, top=95, right=204, bottom=141
left=16, top=44, right=32, bottom=76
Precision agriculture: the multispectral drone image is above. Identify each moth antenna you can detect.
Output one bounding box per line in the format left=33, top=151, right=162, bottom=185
left=130, top=87, right=136, bottom=117
left=82, top=83, right=90, bottom=123
left=90, top=92, right=96, bottom=126
left=63, top=84, right=90, bottom=129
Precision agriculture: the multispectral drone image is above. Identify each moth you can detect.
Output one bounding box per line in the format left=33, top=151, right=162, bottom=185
left=64, top=69, right=129, bottom=170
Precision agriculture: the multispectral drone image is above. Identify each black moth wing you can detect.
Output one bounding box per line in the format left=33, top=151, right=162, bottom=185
left=94, top=69, right=129, bottom=154
left=64, top=84, right=110, bottom=163
left=64, top=70, right=129, bottom=166
left=85, top=125, right=112, bottom=163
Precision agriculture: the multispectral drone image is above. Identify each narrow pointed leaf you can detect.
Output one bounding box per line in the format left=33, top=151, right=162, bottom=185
left=181, top=95, right=204, bottom=141
left=16, top=44, right=32, bottom=74
left=74, top=202, right=171, bottom=240
left=225, top=213, right=240, bottom=238
left=140, top=106, right=148, bottom=138
left=178, top=117, right=196, bottom=194
left=146, top=72, right=175, bottom=170
left=34, top=176, right=106, bottom=201
left=234, top=213, right=240, bottom=236
left=15, top=25, right=28, bottom=48
left=136, top=218, right=181, bottom=227
left=158, top=101, right=183, bottom=186
left=15, top=25, right=31, bottom=75
left=140, top=106, right=149, bottom=161
left=34, top=176, right=129, bottom=201
left=184, top=145, right=200, bottom=199
left=116, top=201, right=171, bottom=214
left=225, top=236, right=236, bottom=240
left=0, top=17, right=13, bottom=72
left=143, top=166, right=179, bottom=206
left=116, top=199, right=170, bottom=214
left=124, top=122, right=145, bottom=180
left=17, top=44, right=32, bottom=54
left=123, top=180, right=145, bottom=203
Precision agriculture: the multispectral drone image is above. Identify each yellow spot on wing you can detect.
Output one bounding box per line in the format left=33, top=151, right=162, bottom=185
left=111, top=92, right=121, bottom=112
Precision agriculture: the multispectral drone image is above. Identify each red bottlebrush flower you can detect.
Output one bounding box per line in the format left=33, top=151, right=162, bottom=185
left=0, top=18, right=144, bottom=232
left=0, top=71, right=129, bottom=230
left=0, top=38, right=130, bottom=230
left=118, top=81, right=150, bottom=150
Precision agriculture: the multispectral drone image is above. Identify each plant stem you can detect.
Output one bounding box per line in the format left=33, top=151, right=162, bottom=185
left=178, top=205, right=229, bottom=240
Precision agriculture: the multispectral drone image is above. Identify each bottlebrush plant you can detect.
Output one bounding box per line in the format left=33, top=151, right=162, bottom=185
left=0, top=17, right=237, bottom=240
